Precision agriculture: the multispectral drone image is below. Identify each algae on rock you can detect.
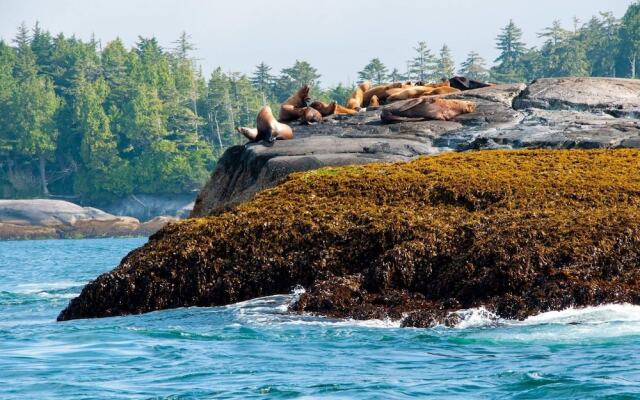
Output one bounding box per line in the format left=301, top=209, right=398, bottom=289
left=59, top=150, right=640, bottom=327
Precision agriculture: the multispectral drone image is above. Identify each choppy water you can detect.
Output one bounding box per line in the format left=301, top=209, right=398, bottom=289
left=1, top=238, right=640, bottom=399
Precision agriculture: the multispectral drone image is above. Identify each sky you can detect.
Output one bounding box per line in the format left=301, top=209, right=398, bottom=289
left=0, top=0, right=635, bottom=86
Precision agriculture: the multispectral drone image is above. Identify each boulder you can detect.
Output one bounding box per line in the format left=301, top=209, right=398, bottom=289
left=0, top=199, right=176, bottom=240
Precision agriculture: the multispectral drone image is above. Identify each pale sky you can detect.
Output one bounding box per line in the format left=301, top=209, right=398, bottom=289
left=0, top=0, right=635, bottom=86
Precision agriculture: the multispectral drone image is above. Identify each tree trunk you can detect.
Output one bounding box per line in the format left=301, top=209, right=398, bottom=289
left=213, top=111, right=223, bottom=150
left=39, top=154, right=49, bottom=196
left=632, top=54, right=637, bottom=79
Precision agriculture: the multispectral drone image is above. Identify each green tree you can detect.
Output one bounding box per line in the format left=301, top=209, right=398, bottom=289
left=408, top=41, right=436, bottom=81
left=358, top=58, right=388, bottom=84
left=251, top=61, right=275, bottom=100
left=581, top=13, right=620, bottom=77
left=275, top=60, right=321, bottom=101
left=10, top=25, right=60, bottom=195
left=458, top=51, right=490, bottom=81
left=387, top=68, right=406, bottom=82
left=619, top=2, right=640, bottom=78
left=72, top=76, right=131, bottom=199
left=492, top=20, right=527, bottom=82
left=434, top=44, right=456, bottom=80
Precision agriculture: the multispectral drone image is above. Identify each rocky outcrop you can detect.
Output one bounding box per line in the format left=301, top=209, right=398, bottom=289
left=0, top=199, right=177, bottom=240
left=58, top=77, right=640, bottom=325
left=58, top=150, right=640, bottom=325
left=192, top=78, right=640, bottom=217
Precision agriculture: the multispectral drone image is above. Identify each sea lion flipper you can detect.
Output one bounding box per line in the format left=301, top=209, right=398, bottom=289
left=394, top=98, right=426, bottom=113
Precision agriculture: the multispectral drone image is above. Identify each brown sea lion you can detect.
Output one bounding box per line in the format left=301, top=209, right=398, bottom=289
left=237, top=105, right=294, bottom=142
left=346, top=81, right=371, bottom=110
left=279, top=85, right=311, bottom=122
left=363, top=82, right=405, bottom=106
left=335, top=104, right=358, bottom=115
left=380, top=98, right=476, bottom=123
left=310, top=100, right=337, bottom=117
left=386, top=86, right=435, bottom=102
left=424, top=80, right=451, bottom=88
left=429, top=86, right=461, bottom=95
left=369, top=95, right=380, bottom=109
left=300, top=107, right=323, bottom=124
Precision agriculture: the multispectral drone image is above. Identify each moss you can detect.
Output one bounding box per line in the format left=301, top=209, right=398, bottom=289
left=59, top=149, right=640, bottom=325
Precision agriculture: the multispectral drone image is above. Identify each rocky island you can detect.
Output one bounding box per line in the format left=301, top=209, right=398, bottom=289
left=59, top=78, right=640, bottom=327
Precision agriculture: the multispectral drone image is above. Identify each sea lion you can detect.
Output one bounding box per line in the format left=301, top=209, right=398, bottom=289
left=429, top=86, right=461, bottom=95
left=237, top=105, right=294, bottom=142
left=300, top=107, right=323, bottom=124
left=381, top=98, right=476, bottom=123
left=279, top=85, right=311, bottom=122
left=346, top=81, right=371, bottom=110
left=335, top=104, right=358, bottom=115
left=363, top=82, right=405, bottom=106
left=449, top=76, right=493, bottom=91
left=310, top=100, right=337, bottom=117
left=369, top=95, right=380, bottom=109
left=424, top=80, right=451, bottom=89
left=386, top=86, right=435, bottom=102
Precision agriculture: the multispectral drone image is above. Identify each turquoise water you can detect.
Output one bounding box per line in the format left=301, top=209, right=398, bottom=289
left=1, top=238, right=640, bottom=399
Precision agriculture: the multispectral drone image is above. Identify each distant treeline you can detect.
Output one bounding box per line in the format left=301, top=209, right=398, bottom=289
left=0, top=2, right=638, bottom=202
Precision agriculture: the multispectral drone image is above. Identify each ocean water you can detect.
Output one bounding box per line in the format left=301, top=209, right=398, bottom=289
left=1, top=238, right=640, bottom=399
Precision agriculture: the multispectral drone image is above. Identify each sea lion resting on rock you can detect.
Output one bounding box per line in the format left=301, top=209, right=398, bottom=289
left=279, top=85, right=311, bottom=122
left=386, top=86, right=436, bottom=102
left=381, top=98, right=476, bottom=123
left=386, top=85, right=461, bottom=103
left=237, top=105, right=294, bottom=142
left=346, top=81, right=371, bottom=110
left=363, top=82, right=407, bottom=106
left=300, top=107, right=323, bottom=124
left=335, top=104, right=358, bottom=115
left=309, top=101, right=358, bottom=116
left=310, top=101, right=337, bottom=117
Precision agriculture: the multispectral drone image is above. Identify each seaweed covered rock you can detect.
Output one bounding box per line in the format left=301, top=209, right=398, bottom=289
left=59, top=150, right=640, bottom=326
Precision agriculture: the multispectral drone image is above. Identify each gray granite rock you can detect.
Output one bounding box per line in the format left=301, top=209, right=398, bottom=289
left=0, top=199, right=174, bottom=240
left=192, top=78, right=640, bottom=217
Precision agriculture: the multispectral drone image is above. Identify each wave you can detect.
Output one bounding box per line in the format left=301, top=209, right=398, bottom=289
left=223, top=289, right=640, bottom=334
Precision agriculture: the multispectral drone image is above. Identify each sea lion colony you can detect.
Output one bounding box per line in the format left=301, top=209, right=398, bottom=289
left=237, top=76, right=491, bottom=143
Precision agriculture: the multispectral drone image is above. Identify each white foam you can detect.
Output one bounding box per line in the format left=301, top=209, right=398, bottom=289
left=221, top=290, right=640, bottom=334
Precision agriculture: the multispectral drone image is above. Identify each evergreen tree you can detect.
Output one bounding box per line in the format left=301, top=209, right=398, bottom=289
left=458, top=51, right=490, bottom=81
left=408, top=41, right=436, bottom=81
left=172, top=31, right=195, bottom=60
left=387, top=68, right=406, bottom=82
left=619, top=2, right=640, bottom=78
left=251, top=62, right=275, bottom=100
left=72, top=76, right=131, bottom=199
left=30, top=22, right=54, bottom=78
left=9, top=26, right=60, bottom=195
left=581, top=13, right=620, bottom=77
left=492, top=20, right=527, bottom=82
left=275, top=60, right=320, bottom=101
left=358, top=58, right=388, bottom=84
left=0, top=42, right=16, bottom=138
left=434, top=44, right=456, bottom=80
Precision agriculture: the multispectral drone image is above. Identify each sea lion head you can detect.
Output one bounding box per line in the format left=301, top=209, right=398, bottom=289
left=299, top=85, right=311, bottom=102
